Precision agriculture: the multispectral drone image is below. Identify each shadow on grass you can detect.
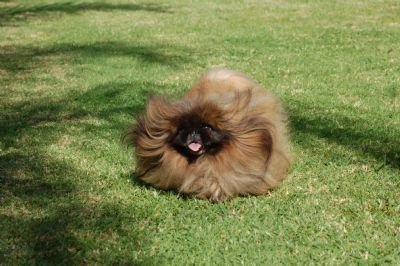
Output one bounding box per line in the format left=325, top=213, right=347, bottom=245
left=0, top=151, right=160, bottom=264
left=0, top=41, right=191, bottom=74
left=0, top=80, right=166, bottom=149
left=288, top=103, right=400, bottom=169
left=129, top=172, right=185, bottom=200
left=0, top=80, right=175, bottom=263
left=0, top=152, right=81, bottom=264
left=0, top=1, right=171, bottom=25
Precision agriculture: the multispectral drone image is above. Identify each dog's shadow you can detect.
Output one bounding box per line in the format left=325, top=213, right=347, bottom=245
left=129, top=172, right=193, bottom=201
left=128, top=172, right=270, bottom=203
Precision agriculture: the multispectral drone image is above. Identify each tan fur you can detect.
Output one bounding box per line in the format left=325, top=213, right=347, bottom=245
left=125, top=68, right=292, bottom=202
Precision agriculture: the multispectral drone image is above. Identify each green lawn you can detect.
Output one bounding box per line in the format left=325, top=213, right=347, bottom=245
left=1, top=0, right=399, bottom=264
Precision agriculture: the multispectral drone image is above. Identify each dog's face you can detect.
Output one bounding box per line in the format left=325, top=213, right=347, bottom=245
left=170, top=114, right=229, bottom=159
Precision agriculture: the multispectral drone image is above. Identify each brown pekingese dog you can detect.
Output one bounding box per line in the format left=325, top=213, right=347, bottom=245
left=125, top=68, right=291, bottom=202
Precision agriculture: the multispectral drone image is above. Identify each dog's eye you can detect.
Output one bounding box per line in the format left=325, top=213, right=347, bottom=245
left=202, top=124, right=212, bottom=130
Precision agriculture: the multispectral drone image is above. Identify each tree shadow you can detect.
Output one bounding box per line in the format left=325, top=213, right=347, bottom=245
left=0, top=41, right=192, bottom=74
left=0, top=80, right=173, bottom=263
left=0, top=148, right=161, bottom=264
left=288, top=102, right=400, bottom=169
left=0, top=80, right=167, bottom=149
left=0, top=153, right=76, bottom=206
left=0, top=152, right=84, bottom=264
left=0, top=1, right=171, bottom=25
left=2, top=196, right=157, bottom=264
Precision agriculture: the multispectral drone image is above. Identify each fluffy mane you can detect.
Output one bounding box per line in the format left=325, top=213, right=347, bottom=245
left=125, top=68, right=291, bottom=202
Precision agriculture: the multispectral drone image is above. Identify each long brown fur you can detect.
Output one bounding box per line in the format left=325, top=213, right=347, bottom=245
left=125, top=68, right=291, bottom=202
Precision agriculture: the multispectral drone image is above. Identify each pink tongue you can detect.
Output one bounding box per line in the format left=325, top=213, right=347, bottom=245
left=188, top=142, right=202, bottom=152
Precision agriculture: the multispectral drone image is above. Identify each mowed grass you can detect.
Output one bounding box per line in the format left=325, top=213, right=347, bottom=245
left=0, top=0, right=399, bottom=264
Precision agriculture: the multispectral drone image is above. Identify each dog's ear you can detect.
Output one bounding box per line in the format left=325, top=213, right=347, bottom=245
left=147, top=95, right=168, bottom=113
left=146, top=95, right=178, bottom=121
left=121, top=96, right=171, bottom=147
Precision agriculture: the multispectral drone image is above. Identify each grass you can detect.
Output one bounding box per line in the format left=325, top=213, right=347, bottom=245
left=0, top=0, right=399, bottom=264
